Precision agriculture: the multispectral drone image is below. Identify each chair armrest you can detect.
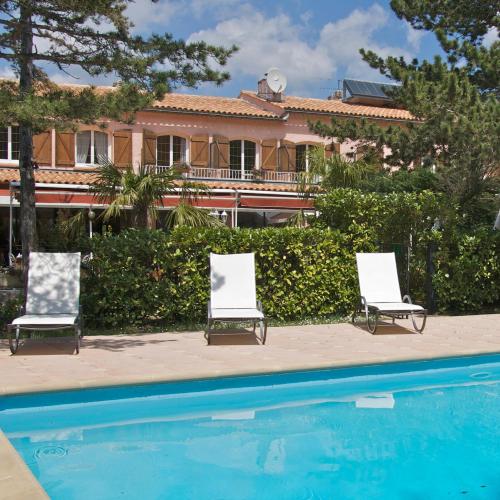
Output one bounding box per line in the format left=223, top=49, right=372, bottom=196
left=402, top=295, right=413, bottom=304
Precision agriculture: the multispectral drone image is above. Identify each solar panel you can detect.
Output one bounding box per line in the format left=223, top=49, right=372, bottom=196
left=344, top=79, right=399, bottom=100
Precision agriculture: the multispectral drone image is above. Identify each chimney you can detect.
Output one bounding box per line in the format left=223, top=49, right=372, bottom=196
left=328, top=89, right=343, bottom=100
left=257, top=78, right=282, bottom=102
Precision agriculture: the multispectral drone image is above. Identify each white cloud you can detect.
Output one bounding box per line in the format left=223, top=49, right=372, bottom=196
left=483, top=27, right=498, bottom=47
left=188, top=7, right=334, bottom=94
left=125, top=0, right=183, bottom=32
left=188, top=3, right=415, bottom=94
left=318, top=4, right=413, bottom=82
left=405, top=23, right=425, bottom=50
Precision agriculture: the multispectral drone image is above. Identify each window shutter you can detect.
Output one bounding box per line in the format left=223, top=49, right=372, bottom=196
left=324, top=141, right=340, bottom=159
left=261, top=139, right=278, bottom=170
left=113, top=130, right=132, bottom=168
left=33, top=131, right=52, bottom=166
left=56, top=132, right=75, bottom=167
left=142, top=129, right=156, bottom=166
left=211, top=135, right=229, bottom=168
left=190, top=135, right=209, bottom=167
left=278, top=141, right=296, bottom=172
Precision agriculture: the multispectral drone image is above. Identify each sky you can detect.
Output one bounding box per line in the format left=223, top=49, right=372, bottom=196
left=1, top=0, right=450, bottom=99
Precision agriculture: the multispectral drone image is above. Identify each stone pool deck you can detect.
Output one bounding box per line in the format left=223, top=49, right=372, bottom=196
left=0, top=314, right=499, bottom=499
left=1, top=314, right=499, bottom=396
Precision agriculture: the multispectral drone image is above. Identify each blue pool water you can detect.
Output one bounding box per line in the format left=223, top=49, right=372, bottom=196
left=1, top=355, right=499, bottom=499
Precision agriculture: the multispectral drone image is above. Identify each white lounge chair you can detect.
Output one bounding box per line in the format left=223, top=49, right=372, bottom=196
left=353, top=252, right=427, bottom=334
left=7, top=252, right=82, bottom=354
left=207, top=253, right=267, bottom=345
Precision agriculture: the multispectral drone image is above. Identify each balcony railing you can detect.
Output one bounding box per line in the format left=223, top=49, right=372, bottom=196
left=157, top=165, right=319, bottom=184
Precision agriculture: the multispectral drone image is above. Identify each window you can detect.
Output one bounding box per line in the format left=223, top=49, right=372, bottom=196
left=76, top=130, right=109, bottom=165
left=157, top=135, right=186, bottom=166
left=229, top=140, right=255, bottom=178
left=295, top=144, right=316, bottom=172
left=0, top=126, right=20, bottom=161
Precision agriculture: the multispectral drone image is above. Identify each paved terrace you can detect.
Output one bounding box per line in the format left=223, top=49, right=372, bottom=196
left=1, top=314, right=499, bottom=499
left=1, top=314, right=499, bottom=396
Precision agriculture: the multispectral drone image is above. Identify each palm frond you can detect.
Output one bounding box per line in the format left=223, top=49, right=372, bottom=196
left=167, top=202, right=225, bottom=228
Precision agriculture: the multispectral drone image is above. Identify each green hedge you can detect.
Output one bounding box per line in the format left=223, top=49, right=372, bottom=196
left=433, top=229, right=500, bottom=312
left=82, top=227, right=375, bottom=327
left=70, top=189, right=500, bottom=327
left=314, top=188, right=448, bottom=243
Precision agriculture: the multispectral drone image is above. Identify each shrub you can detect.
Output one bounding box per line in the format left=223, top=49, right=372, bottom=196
left=82, top=227, right=375, bottom=327
left=433, top=229, right=500, bottom=312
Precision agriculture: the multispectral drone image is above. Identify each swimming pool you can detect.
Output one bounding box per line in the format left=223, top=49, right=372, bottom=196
left=1, top=355, right=499, bottom=499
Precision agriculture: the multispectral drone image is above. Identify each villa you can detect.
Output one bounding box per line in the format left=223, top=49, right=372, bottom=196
left=0, top=78, right=413, bottom=262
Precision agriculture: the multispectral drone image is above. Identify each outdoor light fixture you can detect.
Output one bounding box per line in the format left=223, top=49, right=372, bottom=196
left=210, top=209, right=228, bottom=225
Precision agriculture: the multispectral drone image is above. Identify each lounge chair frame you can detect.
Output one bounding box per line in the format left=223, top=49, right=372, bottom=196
left=206, top=300, right=267, bottom=345
left=7, top=252, right=82, bottom=354
left=353, top=252, right=427, bottom=335
left=352, top=295, right=427, bottom=334
left=7, top=306, right=83, bottom=354
left=206, top=252, right=267, bottom=345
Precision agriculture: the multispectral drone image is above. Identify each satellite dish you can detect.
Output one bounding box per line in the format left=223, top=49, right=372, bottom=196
left=266, top=68, right=287, bottom=93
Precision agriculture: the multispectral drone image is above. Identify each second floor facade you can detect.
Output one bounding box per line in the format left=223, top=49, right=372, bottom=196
left=0, top=80, right=414, bottom=186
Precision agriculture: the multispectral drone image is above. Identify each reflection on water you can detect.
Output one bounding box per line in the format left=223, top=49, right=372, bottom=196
left=2, top=366, right=500, bottom=499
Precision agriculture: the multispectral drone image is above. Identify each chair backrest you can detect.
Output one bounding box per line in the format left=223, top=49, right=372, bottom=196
left=210, top=253, right=257, bottom=309
left=356, top=252, right=402, bottom=303
left=25, top=252, right=81, bottom=315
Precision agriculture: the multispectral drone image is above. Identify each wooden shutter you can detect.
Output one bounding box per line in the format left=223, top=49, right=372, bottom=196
left=190, top=135, right=209, bottom=167
left=33, top=131, right=52, bottom=166
left=278, top=141, right=296, bottom=172
left=142, top=129, right=156, bottom=166
left=324, top=141, right=340, bottom=159
left=113, top=130, right=132, bottom=168
left=55, top=131, right=75, bottom=167
left=261, top=139, right=278, bottom=170
left=212, top=135, right=229, bottom=168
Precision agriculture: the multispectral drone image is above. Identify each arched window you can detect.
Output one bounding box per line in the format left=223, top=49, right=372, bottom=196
left=229, top=140, right=255, bottom=179
left=157, top=135, right=186, bottom=166
left=76, top=130, right=109, bottom=165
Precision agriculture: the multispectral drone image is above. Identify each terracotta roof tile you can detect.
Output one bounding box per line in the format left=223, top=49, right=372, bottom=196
left=0, top=168, right=97, bottom=185
left=240, top=91, right=414, bottom=121
left=151, top=93, right=280, bottom=119
left=0, top=168, right=300, bottom=193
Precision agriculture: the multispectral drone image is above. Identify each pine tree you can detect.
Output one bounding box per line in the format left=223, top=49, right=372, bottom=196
left=311, top=0, right=499, bottom=225
left=0, top=0, right=236, bottom=277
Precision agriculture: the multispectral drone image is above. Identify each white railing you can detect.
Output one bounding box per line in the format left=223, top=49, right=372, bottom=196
left=155, top=165, right=318, bottom=184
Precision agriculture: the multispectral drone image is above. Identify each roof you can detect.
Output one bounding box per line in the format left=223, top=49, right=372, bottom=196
left=240, top=91, right=413, bottom=121
left=55, top=83, right=280, bottom=119
left=151, top=93, right=280, bottom=119
left=0, top=167, right=97, bottom=185
left=343, top=79, right=399, bottom=101
left=0, top=168, right=301, bottom=193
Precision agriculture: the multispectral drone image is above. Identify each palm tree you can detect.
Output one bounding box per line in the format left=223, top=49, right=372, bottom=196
left=94, top=162, right=177, bottom=228
left=288, top=146, right=375, bottom=227
left=61, top=162, right=223, bottom=235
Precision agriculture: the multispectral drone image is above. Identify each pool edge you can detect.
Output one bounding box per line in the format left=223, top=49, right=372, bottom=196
left=0, top=430, right=48, bottom=500
left=2, top=349, right=500, bottom=398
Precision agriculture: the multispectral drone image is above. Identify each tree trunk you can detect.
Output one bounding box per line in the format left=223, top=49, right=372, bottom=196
left=19, top=2, right=37, bottom=294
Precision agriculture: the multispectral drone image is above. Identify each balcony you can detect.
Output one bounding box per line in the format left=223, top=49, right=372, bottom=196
left=156, top=165, right=319, bottom=184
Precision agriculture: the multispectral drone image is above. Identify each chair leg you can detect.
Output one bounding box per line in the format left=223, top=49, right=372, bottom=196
left=260, top=319, right=267, bottom=345
left=366, top=310, right=378, bottom=334
left=8, top=325, right=20, bottom=355
left=74, top=325, right=80, bottom=354
left=411, top=311, right=427, bottom=334
left=205, top=319, right=212, bottom=345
